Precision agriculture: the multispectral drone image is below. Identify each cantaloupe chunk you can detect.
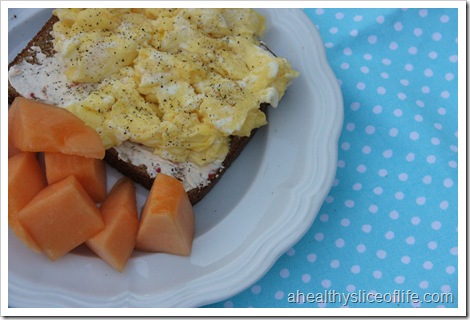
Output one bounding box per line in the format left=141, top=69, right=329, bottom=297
left=17, top=175, right=104, bottom=261
left=86, top=178, right=139, bottom=272
left=8, top=152, right=46, bottom=252
left=9, top=97, right=105, bottom=159
left=8, top=105, right=21, bottom=158
left=135, top=173, right=195, bottom=256
left=44, top=152, right=107, bottom=203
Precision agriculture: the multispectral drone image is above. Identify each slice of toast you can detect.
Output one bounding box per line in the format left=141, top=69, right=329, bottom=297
left=8, top=13, right=269, bottom=205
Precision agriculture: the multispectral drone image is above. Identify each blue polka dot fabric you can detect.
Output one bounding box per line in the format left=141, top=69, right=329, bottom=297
left=204, top=8, right=458, bottom=309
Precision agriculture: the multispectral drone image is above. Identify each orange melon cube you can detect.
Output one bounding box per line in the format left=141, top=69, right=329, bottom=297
left=8, top=105, right=21, bottom=158
left=9, top=97, right=105, bottom=159
left=87, top=178, right=139, bottom=272
left=44, top=152, right=107, bottom=203
left=17, top=175, right=104, bottom=261
left=8, top=152, right=46, bottom=252
left=135, top=173, right=195, bottom=256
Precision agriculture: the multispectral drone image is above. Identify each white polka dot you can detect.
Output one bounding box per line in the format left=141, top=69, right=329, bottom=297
left=431, top=137, right=440, bottom=145
left=445, top=73, right=454, bottom=81
left=251, top=284, right=261, bottom=294
left=275, top=290, right=284, bottom=300
left=350, top=29, right=359, bottom=37
left=431, top=221, right=441, bottom=230
left=416, top=197, right=426, bottom=205
left=369, top=204, right=378, bottom=213
left=286, top=248, right=295, bottom=256
left=423, top=175, right=432, bottom=184
left=441, top=91, right=450, bottom=99
left=343, top=47, right=353, bottom=56
left=335, top=12, right=344, bottom=19
left=376, top=15, right=385, bottom=24
left=398, top=173, right=408, bottom=181
left=384, top=231, right=394, bottom=240
left=321, top=279, right=331, bottom=288
left=389, top=128, right=398, bottom=137
left=372, top=105, right=383, bottom=114
left=280, top=268, right=289, bottom=278
left=300, top=274, right=311, bottom=284
left=378, top=169, right=388, bottom=177
left=383, top=149, right=393, bottom=158
left=406, top=236, right=415, bottom=245
left=325, top=195, right=334, bottom=203
left=346, top=284, right=356, bottom=293
left=401, top=256, right=411, bottom=264
left=406, top=153, right=415, bottom=161
left=341, top=142, right=350, bottom=151
left=397, top=93, right=407, bottom=100
left=363, top=53, right=373, bottom=60
left=340, top=62, right=350, bottom=70
left=381, top=72, right=389, bottom=79
left=373, top=187, right=383, bottom=195
left=428, top=241, right=437, bottom=250
left=423, top=261, right=433, bottom=270
left=400, top=79, right=410, bottom=86
left=440, top=15, right=450, bottom=23
left=382, top=58, right=392, bottom=65
left=329, top=27, right=339, bottom=34
left=224, top=300, right=234, bottom=307
left=443, top=178, right=454, bottom=188
left=360, top=66, right=369, bottom=73
left=419, top=9, right=428, bottom=17
left=353, top=15, right=363, bottom=22
left=450, top=247, right=458, bottom=255
left=441, top=285, right=451, bottom=293
left=373, top=270, right=382, bottom=279
left=390, top=210, right=399, bottom=220
left=404, top=63, right=414, bottom=71
left=411, top=216, right=421, bottom=225
left=357, top=164, right=367, bottom=173
left=351, top=265, right=361, bottom=274
left=376, top=250, right=387, bottom=259
left=414, top=28, right=423, bottom=36
left=345, top=200, right=355, bottom=208
left=440, top=200, right=449, bottom=210
left=362, top=146, right=371, bottom=154
left=368, top=35, right=377, bottom=44
left=393, top=108, right=403, bottom=117
left=448, top=160, right=457, bottom=169
left=362, top=224, right=372, bottom=233
left=335, top=238, right=345, bottom=248
left=337, top=160, right=345, bottom=168
left=422, top=86, right=430, bottom=93
left=429, top=51, right=438, bottom=59
left=427, top=155, right=436, bottom=164
left=432, top=32, right=442, bottom=41
left=389, top=42, right=398, bottom=50
left=408, top=47, right=418, bottom=55
left=356, top=82, right=366, bottom=90
left=377, top=87, right=386, bottom=94
left=394, top=21, right=403, bottom=31
left=350, top=101, right=360, bottom=111
left=307, top=253, right=317, bottom=262
left=365, top=125, right=376, bottom=134
left=446, top=266, right=455, bottom=274
left=419, top=281, right=429, bottom=289
left=394, top=276, right=405, bottom=284
left=416, top=100, right=425, bottom=107
left=324, top=42, right=334, bottom=48
left=424, top=68, right=433, bottom=77
left=357, top=244, right=366, bottom=253
left=315, top=9, right=324, bottom=15
left=449, top=55, right=458, bottom=63
left=330, top=259, right=340, bottom=268
left=395, top=192, right=405, bottom=200
left=315, top=233, right=324, bottom=241
left=409, top=131, right=419, bottom=140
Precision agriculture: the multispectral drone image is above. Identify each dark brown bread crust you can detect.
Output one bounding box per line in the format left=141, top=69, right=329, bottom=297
left=8, top=14, right=269, bottom=205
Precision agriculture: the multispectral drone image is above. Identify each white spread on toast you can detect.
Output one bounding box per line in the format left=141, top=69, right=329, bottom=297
left=9, top=46, right=97, bottom=107
left=114, top=141, right=223, bottom=191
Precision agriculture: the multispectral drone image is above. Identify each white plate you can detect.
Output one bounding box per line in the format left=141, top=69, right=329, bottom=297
left=8, top=8, right=343, bottom=308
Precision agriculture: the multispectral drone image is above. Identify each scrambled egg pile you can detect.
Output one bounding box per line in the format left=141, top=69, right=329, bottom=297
left=52, top=8, right=298, bottom=165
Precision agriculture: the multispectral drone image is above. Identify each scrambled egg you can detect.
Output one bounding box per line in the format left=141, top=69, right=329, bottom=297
left=52, top=8, right=298, bottom=165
